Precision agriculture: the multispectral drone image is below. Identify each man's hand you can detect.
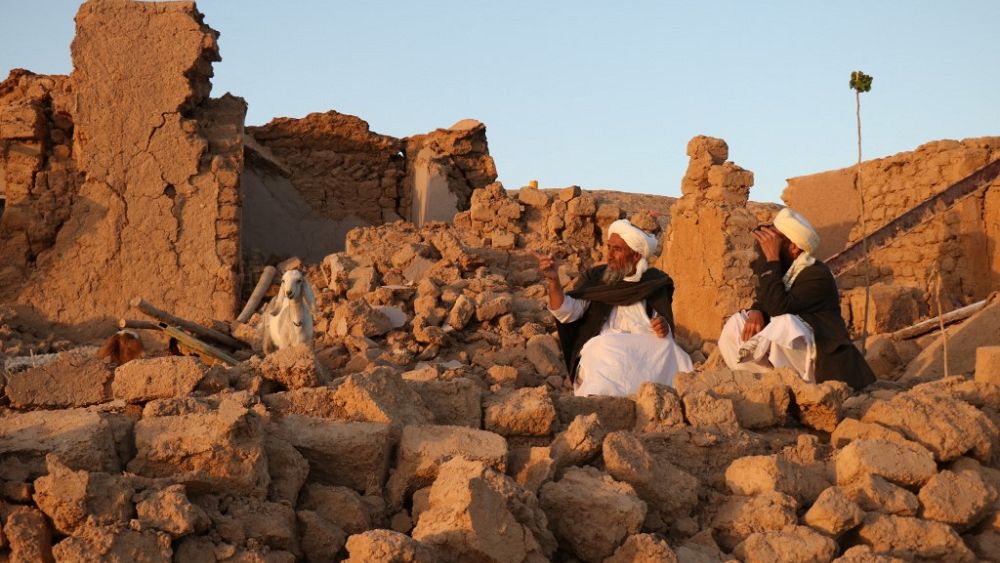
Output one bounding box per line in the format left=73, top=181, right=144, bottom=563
left=751, top=225, right=783, bottom=262
left=651, top=316, right=670, bottom=339
left=532, top=251, right=560, bottom=281
left=742, top=309, right=765, bottom=342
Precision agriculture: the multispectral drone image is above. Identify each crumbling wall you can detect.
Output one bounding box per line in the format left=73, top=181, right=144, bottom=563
left=244, top=114, right=497, bottom=261
left=247, top=111, right=405, bottom=225
left=659, top=136, right=759, bottom=353
left=786, top=138, right=1000, bottom=323
left=0, top=70, right=81, bottom=300
left=16, top=0, right=245, bottom=333
left=404, top=119, right=497, bottom=225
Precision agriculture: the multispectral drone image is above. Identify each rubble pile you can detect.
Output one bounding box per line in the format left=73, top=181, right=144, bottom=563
left=4, top=171, right=1000, bottom=561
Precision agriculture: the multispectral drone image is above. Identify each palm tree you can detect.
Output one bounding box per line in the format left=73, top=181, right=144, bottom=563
left=850, top=70, right=873, bottom=353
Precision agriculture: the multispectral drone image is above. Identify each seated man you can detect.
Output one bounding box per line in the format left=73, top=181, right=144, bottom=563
left=535, top=219, right=692, bottom=396
left=718, top=208, right=875, bottom=390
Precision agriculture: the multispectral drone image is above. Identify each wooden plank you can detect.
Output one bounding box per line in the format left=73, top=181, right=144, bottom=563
left=118, top=319, right=162, bottom=331
left=236, top=265, right=277, bottom=323
left=891, top=298, right=990, bottom=341
left=130, top=297, right=244, bottom=350
left=160, top=323, right=240, bottom=366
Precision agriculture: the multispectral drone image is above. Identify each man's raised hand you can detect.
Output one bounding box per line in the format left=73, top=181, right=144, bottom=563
left=531, top=250, right=560, bottom=281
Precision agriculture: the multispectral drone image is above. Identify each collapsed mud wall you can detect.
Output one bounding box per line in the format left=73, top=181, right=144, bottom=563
left=8, top=0, right=245, bottom=335
left=785, top=138, right=1000, bottom=331
left=0, top=71, right=81, bottom=300
left=243, top=115, right=497, bottom=264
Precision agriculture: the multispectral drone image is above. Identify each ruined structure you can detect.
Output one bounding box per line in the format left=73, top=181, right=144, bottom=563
left=243, top=114, right=496, bottom=264
left=658, top=136, right=770, bottom=353
left=785, top=137, right=1000, bottom=333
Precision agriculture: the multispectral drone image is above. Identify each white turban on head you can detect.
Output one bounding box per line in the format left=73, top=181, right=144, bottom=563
left=607, top=219, right=659, bottom=279
left=773, top=207, right=820, bottom=255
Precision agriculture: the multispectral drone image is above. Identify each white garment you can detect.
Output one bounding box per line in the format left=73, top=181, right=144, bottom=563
left=718, top=311, right=816, bottom=383
left=782, top=252, right=816, bottom=289
left=551, top=272, right=693, bottom=397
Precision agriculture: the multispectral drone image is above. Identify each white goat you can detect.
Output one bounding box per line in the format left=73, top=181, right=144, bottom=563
left=262, top=269, right=316, bottom=354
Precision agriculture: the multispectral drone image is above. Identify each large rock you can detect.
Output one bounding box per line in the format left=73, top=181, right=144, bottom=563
left=549, top=413, right=606, bottom=471
left=112, top=356, right=206, bottom=403
left=128, top=400, right=269, bottom=497
left=270, top=415, right=395, bottom=494
left=917, top=469, right=997, bottom=527
left=52, top=525, right=172, bottom=563
left=602, top=431, right=699, bottom=528
left=406, top=377, right=482, bottom=428
left=0, top=408, right=120, bottom=479
left=830, top=418, right=922, bottom=449
left=299, top=483, right=371, bottom=535
left=344, top=529, right=436, bottom=563
left=725, top=454, right=829, bottom=505
left=135, top=484, right=209, bottom=538
left=298, top=510, right=347, bottom=563
left=802, top=486, right=864, bottom=537
left=411, top=457, right=556, bottom=562
left=711, top=492, right=799, bottom=552
left=778, top=369, right=849, bottom=432
left=840, top=474, right=919, bottom=517
left=484, top=386, right=556, bottom=437
left=556, top=394, right=636, bottom=431
left=264, top=428, right=310, bottom=505
left=675, top=369, right=790, bottom=429
left=632, top=382, right=685, bottom=432
left=856, top=513, right=976, bottom=561
left=604, top=533, right=679, bottom=563
left=835, top=438, right=937, bottom=488
left=539, top=466, right=646, bottom=563
left=247, top=343, right=323, bottom=389
left=3, top=505, right=55, bottom=563
left=733, top=525, right=838, bottom=563
left=32, top=456, right=134, bottom=535
left=862, top=391, right=999, bottom=462
left=682, top=391, right=739, bottom=431
left=4, top=350, right=112, bottom=408
left=386, top=425, right=507, bottom=509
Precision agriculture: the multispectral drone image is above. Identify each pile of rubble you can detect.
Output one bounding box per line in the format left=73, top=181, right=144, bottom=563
left=4, top=175, right=1000, bottom=562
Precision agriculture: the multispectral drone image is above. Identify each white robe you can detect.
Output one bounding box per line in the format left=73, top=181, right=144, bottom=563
left=551, top=289, right=692, bottom=397
left=718, top=311, right=816, bottom=383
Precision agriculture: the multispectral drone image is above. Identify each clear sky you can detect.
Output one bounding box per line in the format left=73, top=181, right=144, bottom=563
left=2, top=1, right=998, bottom=203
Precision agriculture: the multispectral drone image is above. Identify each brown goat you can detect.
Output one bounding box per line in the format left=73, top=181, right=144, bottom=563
left=96, top=330, right=145, bottom=366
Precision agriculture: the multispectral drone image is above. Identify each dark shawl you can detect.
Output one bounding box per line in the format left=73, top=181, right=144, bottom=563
left=555, top=265, right=675, bottom=381
left=751, top=258, right=876, bottom=391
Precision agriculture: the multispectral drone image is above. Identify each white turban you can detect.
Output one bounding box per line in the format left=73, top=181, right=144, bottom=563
left=607, top=219, right=658, bottom=259
left=773, top=207, right=820, bottom=255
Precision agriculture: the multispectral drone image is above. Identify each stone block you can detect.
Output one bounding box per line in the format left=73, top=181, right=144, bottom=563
left=803, top=486, right=864, bottom=537
left=835, top=439, right=936, bottom=488
left=711, top=492, right=798, bottom=551
left=299, top=483, right=371, bottom=535
left=632, top=382, right=685, bottom=432
left=556, top=394, right=636, bottom=431
left=539, top=466, right=646, bottom=562
left=406, top=377, right=482, bottom=428
left=604, top=533, right=678, bottom=563
left=484, top=386, right=556, bottom=437
left=344, top=530, right=435, bottom=563
left=841, top=473, right=919, bottom=516
left=0, top=408, right=120, bottom=479
left=733, top=525, right=837, bottom=563
left=856, top=513, right=975, bottom=562
left=4, top=350, right=113, bottom=408
left=271, top=416, right=394, bottom=494
left=918, top=469, right=997, bottom=527
left=112, top=356, right=206, bottom=403
left=32, top=456, right=134, bottom=535
left=725, top=454, right=829, bottom=505
left=135, top=484, right=210, bottom=538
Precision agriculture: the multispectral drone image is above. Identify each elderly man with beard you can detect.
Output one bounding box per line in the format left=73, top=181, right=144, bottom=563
left=534, top=219, right=692, bottom=397
left=718, top=208, right=875, bottom=390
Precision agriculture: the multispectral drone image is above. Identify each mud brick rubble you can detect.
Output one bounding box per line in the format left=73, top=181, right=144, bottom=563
left=3, top=1, right=1000, bottom=562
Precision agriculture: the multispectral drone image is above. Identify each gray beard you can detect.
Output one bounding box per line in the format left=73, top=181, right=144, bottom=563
left=602, top=265, right=628, bottom=284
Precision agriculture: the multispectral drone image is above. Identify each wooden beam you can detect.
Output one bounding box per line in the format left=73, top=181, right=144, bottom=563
left=891, top=298, right=990, bottom=341
left=160, top=323, right=240, bottom=366
left=118, top=319, right=162, bottom=331
left=130, top=297, right=244, bottom=350
left=236, top=265, right=277, bottom=323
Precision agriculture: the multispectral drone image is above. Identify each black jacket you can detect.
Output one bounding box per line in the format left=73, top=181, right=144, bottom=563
left=555, top=266, right=675, bottom=381
left=752, top=259, right=875, bottom=390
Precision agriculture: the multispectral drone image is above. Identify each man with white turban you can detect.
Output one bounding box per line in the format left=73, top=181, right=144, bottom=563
left=718, top=208, right=875, bottom=390
left=534, top=219, right=692, bottom=396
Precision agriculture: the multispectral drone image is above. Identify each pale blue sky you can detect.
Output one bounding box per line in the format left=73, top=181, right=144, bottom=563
left=2, top=1, right=998, bottom=202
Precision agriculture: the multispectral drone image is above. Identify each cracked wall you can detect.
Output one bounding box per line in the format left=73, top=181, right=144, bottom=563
left=14, top=0, right=244, bottom=334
